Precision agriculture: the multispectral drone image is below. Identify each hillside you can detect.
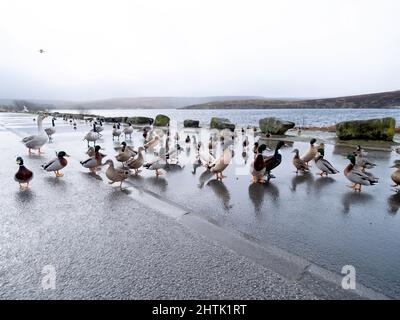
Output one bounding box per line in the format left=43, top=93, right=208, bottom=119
left=182, top=90, right=400, bottom=109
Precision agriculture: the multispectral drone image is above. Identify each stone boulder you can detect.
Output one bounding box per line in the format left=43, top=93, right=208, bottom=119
left=336, top=117, right=396, bottom=141
left=210, top=117, right=235, bottom=131
left=127, top=116, right=154, bottom=125
left=103, top=116, right=127, bottom=123
left=183, top=119, right=200, bottom=128
left=259, top=117, right=295, bottom=135
left=154, top=114, right=170, bottom=126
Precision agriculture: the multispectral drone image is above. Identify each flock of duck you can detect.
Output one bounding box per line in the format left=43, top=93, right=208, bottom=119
left=14, top=113, right=400, bottom=194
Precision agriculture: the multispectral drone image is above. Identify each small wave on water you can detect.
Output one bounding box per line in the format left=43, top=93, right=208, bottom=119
left=53, top=108, right=400, bottom=128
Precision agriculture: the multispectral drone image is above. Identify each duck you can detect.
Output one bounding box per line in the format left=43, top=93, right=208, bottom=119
left=144, top=135, right=160, bottom=150
left=83, top=123, right=100, bottom=147
left=42, top=151, right=70, bottom=177
left=242, top=136, right=249, bottom=149
left=115, top=142, right=136, bottom=164
left=209, top=146, right=233, bottom=180
left=22, top=113, right=48, bottom=155
left=96, top=121, right=104, bottom=136
left=314, top=147, right=339, bottom=176
left=185, top=135, right=191, bottom=144
left=344, top=154, right=378, bottom=191
left=44, top=117, right=56, bottom=142
left=123, top=122, right=134, bottom=140
left=250, top=145, right=267, bottom=183
left=80, top=145, right=106, bottom=173
left=263, top=141, right=285, bottom=180
left=112, top=124, right=122, bottom=141
left=390, top=162, right=400, bottom=189
left=15, top=157, right=33, bottom=190
left=143, top=158, right=166, bottom=176
left=126, top=147, right=145, bottom=174
left=198, top=142, right=216, bottom=168
left=104, top=159, right=130, bottom=190
left=301, top=138, right=317, bottom=165
left=292, top=148, right=309, bottom=174
left=252, top=142, right=259, bottom=156
left=354, top=145, right=376, bottom=171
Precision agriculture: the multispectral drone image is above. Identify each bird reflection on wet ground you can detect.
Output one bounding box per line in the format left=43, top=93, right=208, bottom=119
left=387, top=192, right=400, bottom=214
left=207, top=179, right=231, bottom=210
left=342, top=191, right=373, bottom=214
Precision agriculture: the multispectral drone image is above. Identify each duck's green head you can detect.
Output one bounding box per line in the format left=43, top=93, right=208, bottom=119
left=347, top=154, right=356, bottom=164
left=16, top=157, right=23, bottom=165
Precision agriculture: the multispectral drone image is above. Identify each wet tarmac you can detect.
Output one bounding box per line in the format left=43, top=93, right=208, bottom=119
left=1, top=112, right=400, bottom=298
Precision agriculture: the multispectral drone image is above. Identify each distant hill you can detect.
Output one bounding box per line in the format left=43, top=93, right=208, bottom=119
left=182, top=90, right=400, bottom=109
left=1, top=96, right=263, bottom=111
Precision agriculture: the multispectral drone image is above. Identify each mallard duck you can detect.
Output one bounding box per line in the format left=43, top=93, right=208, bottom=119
left=264, top=141, right=285, bottom=180
left=143, top=159, right=166, bottom=176
left=15, top=157, right=33, bottom=190
left=115, top=142, right=136, bottom=164
left=22, top=113, right=48, bottom=155
left=390, top=162, right=400, bottom=188
left=344, top=154, right=378, bottom=191
left=292, top=148, right=309, bottom=174
left=123, top=122, right=134, bottom=140
left=80, top=145, right=106, bottom=173
left=314, top=148, right=338, bottom=176
left=44, top=118, right=56, bottom=142
left=243, top=136, right=249, bottom=149
left=126, top=147, right=145, bottom=174
left=112, top=124, right=122, bottom=141
left=104, top=159, right=130, bottom=190
left=250, top=145, right=267, bottom=183
left=354, top=145, right=376, bottom=171
left=42, top=151, right=70, bottom=177
left=209, top=146, right=233, bottom=180
left=301, top=138, right=317, bottom=164
left=144, top=135, right=160, bottom=150
left=83, top=123, right=100, bottom=147
left=252, top=142, right=259, bottom=156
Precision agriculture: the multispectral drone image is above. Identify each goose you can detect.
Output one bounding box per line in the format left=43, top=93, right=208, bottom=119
left=144, top=135, right=160, bottom=150
left=292, top=148, right=309, bottom=174
left=390, top=162, right=400, bottom=189
left=80, top=145, right=106, bottom=173
left=263, top=141, right=285, bottom=180
left=22, top=113, right=48, bottom=155
left=301, top=138, right=317, bottom=165
left=112, top=124, right=122, bottom=141
left=314, top=147, right=339, bottom=176
left=44, top=117, right=56, bottom=142
left=104, top=159, right=130, bottom=190
left=42, top=151, right=70, bottom=177
left=126, top=147, right=145, bottom=174
left=83, top=123, right=100, bottom=147
left=209, top=146, right=233, bottom=180
left=344, top=154, right=378, bottom=191
left=123, top=122, right=134, bottom=140
left=96, top=121, right=104, bottom=136
left=15, top=157, right=33, bottom=190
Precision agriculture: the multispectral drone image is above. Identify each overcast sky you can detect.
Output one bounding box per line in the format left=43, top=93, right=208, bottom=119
left=0, top=0, right=399, bottom=100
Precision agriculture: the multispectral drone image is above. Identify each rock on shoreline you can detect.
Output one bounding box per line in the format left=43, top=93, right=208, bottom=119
left=336, top=117, right=396, bottom=141
left=210, top=117, right=235, bottom=131
left=259, top=117, right=295, bottom=135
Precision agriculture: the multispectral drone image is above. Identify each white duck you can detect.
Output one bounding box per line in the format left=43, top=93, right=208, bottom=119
left=83, top=123, right=100, bottom=147
left=22, top=113, right=48, bottom=155
left=198, top=142, right=216, bottom=167
left=112, top=124, right=122, bottom=141
left=209, top=146, right=233, bottom=180
left=123, top=122, right=134, bottom=140
left=301, top=138, right=317, bottom=165
left=143, top=159, right=166, bottom=176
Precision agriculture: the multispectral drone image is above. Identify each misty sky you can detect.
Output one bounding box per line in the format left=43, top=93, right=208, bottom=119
left=0, top=0, right=399, bottom=100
